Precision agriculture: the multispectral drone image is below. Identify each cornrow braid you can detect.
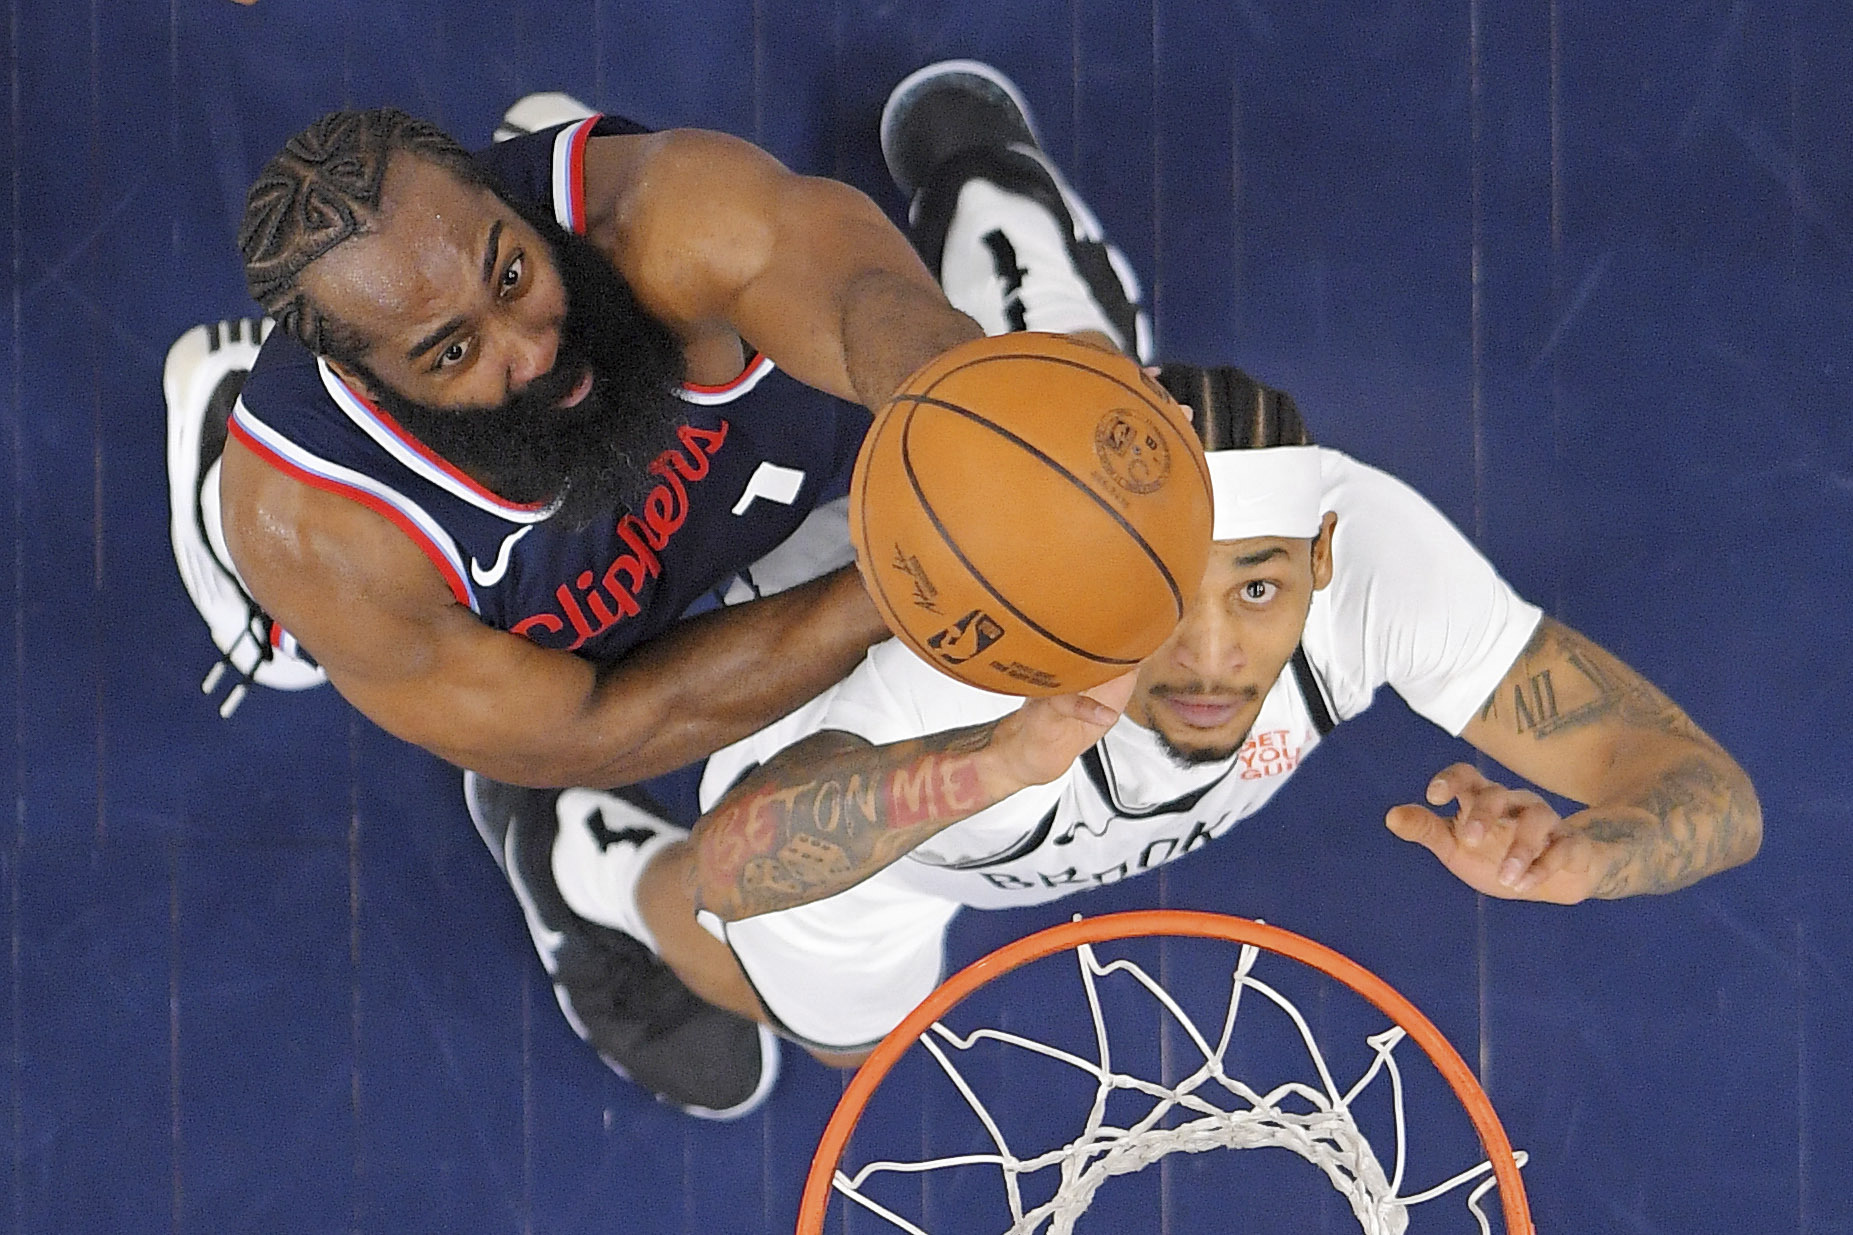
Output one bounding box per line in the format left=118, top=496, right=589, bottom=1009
left=1154, top=363, right=1313, bottom=450
left=237, top=107, right=486, bottom=360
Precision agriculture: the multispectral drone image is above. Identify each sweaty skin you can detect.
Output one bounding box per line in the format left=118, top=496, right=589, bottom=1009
left=220, top=129, right=984, bottom=787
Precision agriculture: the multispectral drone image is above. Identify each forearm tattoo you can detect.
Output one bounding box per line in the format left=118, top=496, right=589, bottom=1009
left=1575, top=756, right=1762, bottom=896
left=1480, top=619, right=1760, bottom=896
left=692, top=723, right=1001, bottom=919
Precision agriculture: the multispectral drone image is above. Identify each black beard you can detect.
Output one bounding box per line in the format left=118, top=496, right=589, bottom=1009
left=1147, top=685, right=1256, bottom=768
left=354, top=191, right=687, bottom=530
left=1152, top=728, right=1246, bottom=769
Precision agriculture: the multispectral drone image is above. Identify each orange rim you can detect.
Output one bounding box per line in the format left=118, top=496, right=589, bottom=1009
left=798, top=910, right=1533, bottom=1235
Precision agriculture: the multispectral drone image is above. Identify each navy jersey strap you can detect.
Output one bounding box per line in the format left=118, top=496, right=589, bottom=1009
left=470, top=112, right=650, bottom=206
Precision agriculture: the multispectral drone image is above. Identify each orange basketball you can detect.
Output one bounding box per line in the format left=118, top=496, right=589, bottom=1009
left=850, top=332, right=1212, bottom=696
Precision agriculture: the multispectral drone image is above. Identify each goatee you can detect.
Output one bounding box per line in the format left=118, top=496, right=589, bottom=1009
left=1152, top=729, right=1246, bottom=768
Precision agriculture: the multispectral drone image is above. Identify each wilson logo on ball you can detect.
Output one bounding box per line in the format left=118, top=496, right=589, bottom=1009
left=1093, top=409, right=1171, bottom=494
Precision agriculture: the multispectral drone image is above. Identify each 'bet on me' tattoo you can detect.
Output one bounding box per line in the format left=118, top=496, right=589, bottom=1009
left=694, top=724, right=997, bottom=919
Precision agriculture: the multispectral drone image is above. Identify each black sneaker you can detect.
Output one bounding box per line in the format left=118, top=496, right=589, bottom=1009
left=164, top=318, right=327, bottom=717
left=879, top=59, right=1151, bottom=361
left=463, top=772, right=780, bottom=1120
left=880, top=59, right=1044, bottom=199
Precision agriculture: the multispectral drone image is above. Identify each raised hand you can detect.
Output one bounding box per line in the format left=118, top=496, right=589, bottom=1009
left=1385, top=762, right=1603, bottom=903
left=988, top=671, right=1137, bottom=788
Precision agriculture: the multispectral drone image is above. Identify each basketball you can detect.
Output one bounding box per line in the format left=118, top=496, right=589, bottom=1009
left=850, top=332, right=1212, bottom=696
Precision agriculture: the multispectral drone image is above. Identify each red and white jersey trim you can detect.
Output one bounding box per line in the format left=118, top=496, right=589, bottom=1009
left=314, top=358, right=558, bottom=525
left=679, top=353, right=777, bottom=405
left=229, top=401, right=480, bottom=612
left=548, top=115, right=782, bottom=411
left=552, top=116, right=599, bottom=235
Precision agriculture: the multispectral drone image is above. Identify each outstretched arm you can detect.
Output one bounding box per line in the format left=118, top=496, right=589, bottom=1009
left=688, top=675, right=1136, bottom=920
left=1386, top=617, right=1761, bottom=902
left=596, top=128, right=984, bottom=412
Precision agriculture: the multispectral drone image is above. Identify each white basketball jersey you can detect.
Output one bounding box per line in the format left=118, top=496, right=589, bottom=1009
left=700, top=447, right=1543, bottom=911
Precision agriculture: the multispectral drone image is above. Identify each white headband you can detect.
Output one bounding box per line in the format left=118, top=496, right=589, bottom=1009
left=1204, top=446, right=1326, bottom=539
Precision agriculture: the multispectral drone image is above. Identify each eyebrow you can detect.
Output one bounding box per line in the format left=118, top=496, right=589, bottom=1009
left=479, top=219, right=504, bottom=286
left=404, top=220, right=504, bottom=362
left=1230, top=546, right=1289, bottom=568
left=406, top=315, right=468, bottom=363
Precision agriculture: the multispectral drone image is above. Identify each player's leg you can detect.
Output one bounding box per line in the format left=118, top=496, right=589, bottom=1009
left=628, top=841, right=878, bottom=1063
left=626, top=837, right=871, bottom=1067
left=507, top=782, right=896, bottom=1060
left=880, top=62, right=1315, bottom=453
left=881, top=59, right=1151, bottom=360
left=637, top=842, right=959, bottom=1067
left=463, top=773, right=781, bottom=1117
left=165, top=317, right=327, bottom=717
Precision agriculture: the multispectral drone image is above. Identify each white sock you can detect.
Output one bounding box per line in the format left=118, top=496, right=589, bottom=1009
left=549, top=788, right=686, bottom=956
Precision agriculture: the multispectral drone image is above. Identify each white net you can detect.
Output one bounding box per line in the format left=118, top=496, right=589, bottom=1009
left=831, top=936, right=1525, bottom=1235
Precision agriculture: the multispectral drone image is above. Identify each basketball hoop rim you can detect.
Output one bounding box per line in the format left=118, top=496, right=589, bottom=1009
left=797, top=909, right=1533, bottom=1235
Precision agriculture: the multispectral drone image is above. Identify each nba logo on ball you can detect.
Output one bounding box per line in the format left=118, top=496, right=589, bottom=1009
left=926, top=610, right=1005, bottom=665
left=1094, top=409, right=1172, bottom=494
left=850, top=333, right=1213, bottom=696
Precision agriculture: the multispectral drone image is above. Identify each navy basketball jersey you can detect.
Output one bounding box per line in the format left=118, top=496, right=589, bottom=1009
left=227, top=116, right=871, bottom=666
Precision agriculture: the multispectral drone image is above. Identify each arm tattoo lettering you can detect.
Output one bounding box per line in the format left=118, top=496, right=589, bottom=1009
left=1489, top=619, right=1716, bottom=746
left=692, top=723, right=1000, bottom=919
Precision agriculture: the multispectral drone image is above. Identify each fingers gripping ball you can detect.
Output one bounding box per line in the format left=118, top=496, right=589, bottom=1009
left=851, top=332, right=1213, bottom=696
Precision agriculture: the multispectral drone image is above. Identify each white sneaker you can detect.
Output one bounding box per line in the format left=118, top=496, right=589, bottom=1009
left=164, top=319, right=326, bottom=717
left=549, top=786, right=686, bottom=948
left=493, top=91, right=597, bottom=142
left=880, top=60, right=1152, bottom=360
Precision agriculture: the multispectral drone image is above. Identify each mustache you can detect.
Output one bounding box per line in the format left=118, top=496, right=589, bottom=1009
left=352, top=182, right=688, bottom=529
left=1148, top=681, right=1260, bottom=703
left=450, top=355, right=587, bottom=417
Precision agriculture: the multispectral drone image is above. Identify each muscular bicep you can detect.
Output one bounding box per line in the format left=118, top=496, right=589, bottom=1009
left=609, top=130, right=978, bottom=408
left=219, top=438, right=608, bottom=782
left=1458, top=617, right=1724, bottom=804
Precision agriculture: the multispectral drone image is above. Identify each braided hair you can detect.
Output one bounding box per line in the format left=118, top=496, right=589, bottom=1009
left=237, top=107, right=487, bottom=360
left=1154, top=363, right=1313, bottom=450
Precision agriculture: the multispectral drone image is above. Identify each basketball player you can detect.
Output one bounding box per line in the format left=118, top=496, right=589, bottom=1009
left=471, top=61, right=1763, bottom=1064
left=164, top=77, right=1151, bottom=1116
